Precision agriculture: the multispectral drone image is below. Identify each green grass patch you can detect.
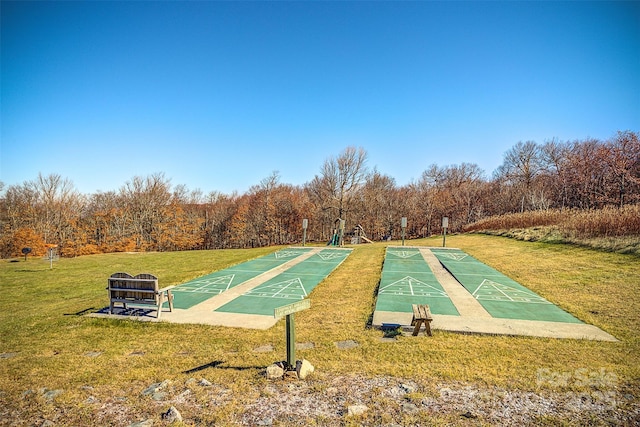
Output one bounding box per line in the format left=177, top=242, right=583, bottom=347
left=1, top=237, right=638, bottom=425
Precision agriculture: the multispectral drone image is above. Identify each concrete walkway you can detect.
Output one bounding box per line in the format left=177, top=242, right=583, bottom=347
left=419, top=248, right=491, bottom=318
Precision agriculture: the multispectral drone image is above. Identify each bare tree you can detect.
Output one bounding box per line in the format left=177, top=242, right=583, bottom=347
left=495, top=141, right=544, bottom=212
left=319, top=146, right=368, bottom=220
left=540, top=138, right=571, bottom=208
left=119, top=172, right=172, bottom=249
left=356, top=169, right=397, bottom=239
left=606, top=130, right=640, bottom=207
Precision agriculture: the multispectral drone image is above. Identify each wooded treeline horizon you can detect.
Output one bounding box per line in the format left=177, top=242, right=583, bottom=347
left=1, top=130, right=638, bottom=258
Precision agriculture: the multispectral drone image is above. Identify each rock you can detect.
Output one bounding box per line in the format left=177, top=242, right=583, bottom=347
left=152, top=392, right=167, bottom=401
left=128, top=419, right=154, bottom=427
left=142, top=380, right=171, bottom=396
left=347, top=404, right=368, bottom=416
left=41, top=420, right=55, bottom=427
left=162, top=406, right=183, bottom=423
left=198, top=378, right=212, bottom=387
left=266, top=363, right=285, bottom=380
left=296, top=359, right=315, bottom=380
left=42, top=389, right=63, bottom=401
left=175, top=389, right=191, bottom=402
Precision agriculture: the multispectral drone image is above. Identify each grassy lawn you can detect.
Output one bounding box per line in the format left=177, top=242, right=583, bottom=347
left=1, top=235, right=638, bottom=425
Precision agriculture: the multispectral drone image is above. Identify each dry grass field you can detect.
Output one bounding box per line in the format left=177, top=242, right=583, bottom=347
left=0, top=235, right=638, bottom=426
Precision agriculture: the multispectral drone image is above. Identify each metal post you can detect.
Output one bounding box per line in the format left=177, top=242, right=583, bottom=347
left=442, top=217, right=449, bottom=248
left=401, top=217, right=407, bottom=246
left=286, top=313, right=296, bottom=368
left=302, top=219, right=308, bottom=246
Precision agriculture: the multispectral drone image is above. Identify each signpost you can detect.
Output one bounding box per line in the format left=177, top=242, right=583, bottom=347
left=21, top=247, right=32, bottom=261
left=302, top=219, right=308, bottom=246
left=442, top=217, right=449, bottom=247
left=274, top=299, right=311, bottom=368
left=401, top=217, right=407, bottom=246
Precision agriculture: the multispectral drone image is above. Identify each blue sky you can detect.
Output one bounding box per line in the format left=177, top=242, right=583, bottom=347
left=2, top=1, right=638, bottom=195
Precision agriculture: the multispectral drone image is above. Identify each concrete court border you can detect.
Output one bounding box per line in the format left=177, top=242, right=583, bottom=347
left=372, top=246, right=618, bottom=342
left=90, top=247, right=351, bottom=330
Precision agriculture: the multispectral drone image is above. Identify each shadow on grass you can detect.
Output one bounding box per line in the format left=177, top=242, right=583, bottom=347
left=184, top=360, right=267, bottom=373
left=64, top=307, right=97, bottom=316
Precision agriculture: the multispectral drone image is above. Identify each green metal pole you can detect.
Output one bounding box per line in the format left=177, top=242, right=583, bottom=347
left=443, top=227, right=447, bottom=247
left=286, top=313, right=296, bottom=368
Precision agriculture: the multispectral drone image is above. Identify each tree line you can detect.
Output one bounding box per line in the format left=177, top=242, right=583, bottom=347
left=1, top=131, right=638, bottom=258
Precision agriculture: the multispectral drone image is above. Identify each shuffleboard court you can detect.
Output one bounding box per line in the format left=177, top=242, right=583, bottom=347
left=431, top=248, right=582, bottom=323
left=215, top=248, right=352, bottom=316
left=374, top=247, right=459, bottom=316
left=171, top=248, right=314, bottom=309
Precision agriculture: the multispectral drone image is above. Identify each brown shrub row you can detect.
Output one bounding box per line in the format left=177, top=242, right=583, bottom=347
left=464, top=205, right=640, bottom=238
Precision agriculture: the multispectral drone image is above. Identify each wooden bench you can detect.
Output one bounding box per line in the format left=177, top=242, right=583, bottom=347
left=107, top=272, right=175, bottom=319
left=411, top=304, right=433, bottom=336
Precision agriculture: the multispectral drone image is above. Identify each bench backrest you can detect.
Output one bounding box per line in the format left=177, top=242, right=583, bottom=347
left=108, top=272, right=159, bottom=302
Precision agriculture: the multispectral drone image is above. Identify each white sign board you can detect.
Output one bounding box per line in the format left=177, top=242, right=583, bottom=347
left=274, top=299, right=311, bottom=318
left=442, top=217, right=449, bottom=228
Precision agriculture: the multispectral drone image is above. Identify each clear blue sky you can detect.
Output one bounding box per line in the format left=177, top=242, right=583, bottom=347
left=2, top=1, right=638, bottom=195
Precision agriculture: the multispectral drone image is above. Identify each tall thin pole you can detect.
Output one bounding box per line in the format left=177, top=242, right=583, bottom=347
left=302, top=219, right=308, bottom=246
left=286, top=314, right=296, bottom=368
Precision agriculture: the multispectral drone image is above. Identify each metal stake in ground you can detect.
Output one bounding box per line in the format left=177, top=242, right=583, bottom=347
left=274, top=299, right=311, bottom=368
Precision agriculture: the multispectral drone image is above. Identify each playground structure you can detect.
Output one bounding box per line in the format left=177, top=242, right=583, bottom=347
left=328, top=220, right=373, bottom=246
left=348, top=224, right=373, bottom=244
